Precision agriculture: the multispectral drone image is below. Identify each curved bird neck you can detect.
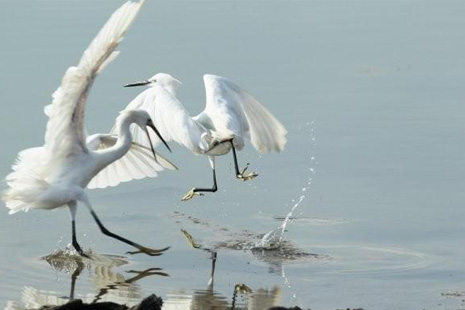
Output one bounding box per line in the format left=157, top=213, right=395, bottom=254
left=97, top=114, right=134, bottom=168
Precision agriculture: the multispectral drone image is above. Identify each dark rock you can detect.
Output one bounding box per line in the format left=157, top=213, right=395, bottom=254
left=129, top=294, right=163, bottom=310
left=39, top=300, right=126, bottom=310
left=37, top=294, right=162, bottom=310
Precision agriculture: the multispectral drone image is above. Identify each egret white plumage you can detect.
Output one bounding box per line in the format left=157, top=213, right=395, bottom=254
left=122, top=73, right=287, bottom=201
left=2, top=0, right=174, bottom=256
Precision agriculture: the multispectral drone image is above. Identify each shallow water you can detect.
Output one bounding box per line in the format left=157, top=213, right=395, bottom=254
left=1, top=1, right=465, bottom=309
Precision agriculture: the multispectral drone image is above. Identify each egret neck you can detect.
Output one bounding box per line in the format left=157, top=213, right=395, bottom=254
left=96, top=113, right=135, bottom=170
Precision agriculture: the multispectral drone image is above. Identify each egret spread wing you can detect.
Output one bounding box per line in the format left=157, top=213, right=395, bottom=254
left=43, top=1, right=144, bottom=162
left=3, top=1, right=144, bottom=213
left=86, top=135, right=177, bottom=189
left=200, top=74, right=287, bottom=153
left=116, top=86, right=208, bottom=154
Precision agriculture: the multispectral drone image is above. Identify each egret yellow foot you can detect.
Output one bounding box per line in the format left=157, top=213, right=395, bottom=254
left=237, top=166, right=258, bottom=181
left=181, top=188, right=204, bottom=201
left=235, top=283, right=253, bottom=293
left=126, top=246, right=170, bottom=256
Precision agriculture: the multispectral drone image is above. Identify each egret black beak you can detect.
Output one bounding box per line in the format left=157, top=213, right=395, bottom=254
left=124, top=80, right=150, bottom=87
left=145, top=121, right=172, bottom=165
left=145, top=128, right=159, bottom=164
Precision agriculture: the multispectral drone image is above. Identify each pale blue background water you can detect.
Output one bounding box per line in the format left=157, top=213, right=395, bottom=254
left=0, top=1, right=464, bottom=309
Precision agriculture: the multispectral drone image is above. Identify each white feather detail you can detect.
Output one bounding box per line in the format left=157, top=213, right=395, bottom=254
left=201, top=74, right=287, bottom=153
left=87, top=135, right=177, bottom=190
left=3, top=1, right=145, bottom=213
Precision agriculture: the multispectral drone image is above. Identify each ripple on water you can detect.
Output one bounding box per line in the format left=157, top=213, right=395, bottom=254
left=163, top=287, right=282, bottom=310
left=271, top=215, right=350, bottom=226
left=213, top=230, right=432, bottom=278
left=171, top=210, right=433, bottom=280
left=297, top=244, right=433, bottom=277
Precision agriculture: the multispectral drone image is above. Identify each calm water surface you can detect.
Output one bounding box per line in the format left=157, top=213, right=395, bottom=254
left=1, top=1, right=464, bottom=309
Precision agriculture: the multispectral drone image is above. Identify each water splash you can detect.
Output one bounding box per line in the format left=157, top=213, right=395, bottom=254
left=253, top=121, right=316, bottom=250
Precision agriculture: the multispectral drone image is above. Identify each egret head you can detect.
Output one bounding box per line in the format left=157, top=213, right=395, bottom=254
left=121, top=109, right=172, bottom=161
left=124, top=73, right=181, bottom=94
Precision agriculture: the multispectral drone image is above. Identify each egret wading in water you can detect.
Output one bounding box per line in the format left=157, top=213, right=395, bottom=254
left=2, top=0, right=175, bottom=257
left=122, top=73, right=287, bottom=201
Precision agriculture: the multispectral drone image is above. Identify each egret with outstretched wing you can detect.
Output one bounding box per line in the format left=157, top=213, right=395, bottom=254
left=122, top=73, right=287, bottom=201
left=2, top=1, right=174, bottom=256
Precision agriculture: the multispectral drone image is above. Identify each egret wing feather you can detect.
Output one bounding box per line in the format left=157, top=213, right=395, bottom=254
left=115, top=86, right=209, bottom=154
left=3, top=1, right=144, bottom=213
left=87, top=135, right=178, bottom=189
left=44, top=1, right=144, bottom=162
left=202, top=74, right=287, bottom=153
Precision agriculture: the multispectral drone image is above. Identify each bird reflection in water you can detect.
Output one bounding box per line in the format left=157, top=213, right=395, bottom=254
left=161, top=229, right=283, bottom=310
left=5, top=251, right=168, bottom=310
left=5, top=240, right=288, bottom=310
left=174, top=211, right=326, bottom=300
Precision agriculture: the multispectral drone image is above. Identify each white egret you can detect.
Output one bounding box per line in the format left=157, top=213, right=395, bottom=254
left=121, top=73, right=287, bottom=201
left=2, top=0, right=174, bottom=257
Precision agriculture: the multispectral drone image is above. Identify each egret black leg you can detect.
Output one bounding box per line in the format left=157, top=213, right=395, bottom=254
left=181, top=157, right=218, bottom=201
left=68, top=202, right=89, bottom=258
left=192, top=169, right=218, bottom=194
left=230, top=141, right=241, bottom=176
left=88, top=209, right=169, bottom=256
left=229, top=141, right=258, bottom=181
left=71, top=220, right=88, bottom=258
